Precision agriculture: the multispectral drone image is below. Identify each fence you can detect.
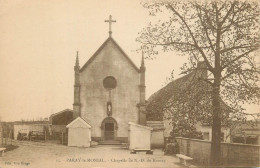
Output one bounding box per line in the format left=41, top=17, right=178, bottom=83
left=13, top=124, right=50, bottom=140
left=175, top=137, right=260, bottom=166
left=0, top=122, right=69, bottom=146
left=50, top=125, right=68, bottom=145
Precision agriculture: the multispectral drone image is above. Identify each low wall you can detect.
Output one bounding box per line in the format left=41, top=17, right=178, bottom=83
left=176, top=137, right=260, bottom=166
left=147, top=121, right=165, bottom=148
left=151, top=130, right=164, bottom=148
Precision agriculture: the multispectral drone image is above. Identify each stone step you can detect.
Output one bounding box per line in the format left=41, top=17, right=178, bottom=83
left=98, top=140, right=123, bottom=145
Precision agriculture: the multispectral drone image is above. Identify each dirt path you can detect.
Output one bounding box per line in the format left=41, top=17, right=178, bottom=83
left=0, top=141, right=184, bottom=168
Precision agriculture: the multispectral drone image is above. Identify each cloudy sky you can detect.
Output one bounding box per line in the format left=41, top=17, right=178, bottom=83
left=0, top=0, right=258, bottom=121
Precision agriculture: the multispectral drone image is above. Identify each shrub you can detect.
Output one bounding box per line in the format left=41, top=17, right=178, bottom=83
left=164, top=141, right=179, bottom=155
left=170, top=130, right=203, bottom=140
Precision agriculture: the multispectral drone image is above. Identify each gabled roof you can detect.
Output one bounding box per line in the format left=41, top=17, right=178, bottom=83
left=80, top=37, right=140, bottom=73
left=66, top=117, right=91, bottom=128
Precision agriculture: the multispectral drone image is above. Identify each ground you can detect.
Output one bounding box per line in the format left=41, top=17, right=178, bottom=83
left=0, top=141, right=184, bottom=168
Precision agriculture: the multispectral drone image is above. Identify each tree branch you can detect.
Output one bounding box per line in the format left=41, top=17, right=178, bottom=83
left=220, top=45, right=258, bottom=54
left=220, top=1, right=238, bottom=26
left=221, top=48, right=259, bottom=70
left=167, top=4, right=215, bottom=73
left=195, top=4, right=216, bottom=54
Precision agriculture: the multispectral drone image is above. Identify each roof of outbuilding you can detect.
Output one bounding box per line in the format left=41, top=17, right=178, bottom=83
left=66, top=117, right=91, bottom=128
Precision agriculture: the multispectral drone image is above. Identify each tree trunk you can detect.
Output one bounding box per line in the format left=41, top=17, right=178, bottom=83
left=210, top=73, right=222, bottom=166
left=210, top=8, right=222, bottom=164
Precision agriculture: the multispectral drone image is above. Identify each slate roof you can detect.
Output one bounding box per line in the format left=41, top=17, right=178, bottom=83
left=80, top=37, right=140, bottom=73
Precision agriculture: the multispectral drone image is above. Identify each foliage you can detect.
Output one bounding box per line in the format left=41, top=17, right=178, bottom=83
left=164, top=141, right=180, bottom=155
left=170, top=124, right=203, bottom=139
left=138, top=0, right=260, bottom=165
left=164, top=143, right=179, bottom=155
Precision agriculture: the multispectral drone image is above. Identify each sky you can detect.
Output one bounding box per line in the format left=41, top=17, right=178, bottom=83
left=0, top=0, right=259, bottom=121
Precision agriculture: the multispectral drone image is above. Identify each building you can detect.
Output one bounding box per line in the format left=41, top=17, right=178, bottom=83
left=231, top=121, right=260, bottom=145
left=146, top=61, right=231, bottom=141
left=195, top=123, right=230, bottom=142
left=0, top=16, right=164, bottom=148
left=66, top=117, right=92, bottom=147
left=71, top=16, right=146, bottom=143
left=49, top=109, right=73, bottom=141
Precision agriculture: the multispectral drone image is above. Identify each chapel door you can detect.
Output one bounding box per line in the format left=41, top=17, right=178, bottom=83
left=104, top=123, right=114, bottom=140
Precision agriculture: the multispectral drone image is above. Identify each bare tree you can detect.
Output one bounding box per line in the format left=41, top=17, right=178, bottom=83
left=137, top=0, right=260, bottom=166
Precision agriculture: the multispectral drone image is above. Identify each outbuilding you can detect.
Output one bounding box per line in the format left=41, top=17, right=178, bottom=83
left=66, top=117, right=91, bottom=147
left=128, top=122, right=153, bottom=150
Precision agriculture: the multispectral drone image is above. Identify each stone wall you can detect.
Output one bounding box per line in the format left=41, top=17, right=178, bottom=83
left=147, top=121, right=165, bottom=148
left=151, top=130, right=164, bottom=148
left=176, top=137, right=260, bottom=166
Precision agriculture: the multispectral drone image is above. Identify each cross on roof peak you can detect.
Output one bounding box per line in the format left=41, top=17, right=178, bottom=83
left=105, top=15, right=116, bottom=37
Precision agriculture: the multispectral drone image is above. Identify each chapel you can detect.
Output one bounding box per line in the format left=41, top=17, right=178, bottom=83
left=72, top=15, right=146, bottom=143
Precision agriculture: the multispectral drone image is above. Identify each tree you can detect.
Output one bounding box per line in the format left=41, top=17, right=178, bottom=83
left=137, top=0, right=260, bottom=166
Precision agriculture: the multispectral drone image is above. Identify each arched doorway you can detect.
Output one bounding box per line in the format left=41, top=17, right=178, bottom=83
left=101, top=117, right=118, bottom=140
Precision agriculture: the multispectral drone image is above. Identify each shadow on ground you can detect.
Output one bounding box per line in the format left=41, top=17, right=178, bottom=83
left=1, top=145, right=19, bottom=152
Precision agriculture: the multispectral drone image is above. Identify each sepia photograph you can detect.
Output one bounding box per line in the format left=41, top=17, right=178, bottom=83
left=0, top=0, right=259, bottom=167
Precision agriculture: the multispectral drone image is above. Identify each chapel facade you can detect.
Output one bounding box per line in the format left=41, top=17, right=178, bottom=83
left=72, top=33, right=146, bottom=142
